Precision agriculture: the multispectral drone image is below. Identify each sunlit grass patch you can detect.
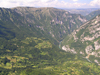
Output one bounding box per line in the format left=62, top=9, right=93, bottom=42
left=6, top=50, right=12, bottom=52
left=40, top=52, right=48, bottom=55
left=35, top=41, right=52, bottom=49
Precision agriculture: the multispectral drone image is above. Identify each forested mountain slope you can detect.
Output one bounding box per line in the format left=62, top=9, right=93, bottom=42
left=12, top=7, right=87, bottom=43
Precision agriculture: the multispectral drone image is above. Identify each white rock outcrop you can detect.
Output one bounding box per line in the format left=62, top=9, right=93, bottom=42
left=85, top=45, right=94, bottom=54
left=62, top=45, right=77, bottom=54
left=94, top=41, right=100, bottom=50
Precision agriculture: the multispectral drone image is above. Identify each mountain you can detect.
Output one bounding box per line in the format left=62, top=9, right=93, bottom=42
left=61, top=15, right=100, bottom=66
left=64, top=8, right=98, bottom=16
left=85, top=9, right=100, bottom=20
left=0, top=7, right=74, bottom=75
left=0, top=7, right=100, bottom=75
left=11, top=7, right=87, bottom=43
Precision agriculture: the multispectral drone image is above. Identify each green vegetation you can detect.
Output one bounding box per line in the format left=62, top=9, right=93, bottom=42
left=76, top=29, right=85, bottom=38
left=0, top=7, right=99, bottom=75
left=1, top=34, right=99, bottom=75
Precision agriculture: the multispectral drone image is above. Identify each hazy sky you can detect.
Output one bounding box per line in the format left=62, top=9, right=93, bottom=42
left=0, top=0, right=100, bottom=8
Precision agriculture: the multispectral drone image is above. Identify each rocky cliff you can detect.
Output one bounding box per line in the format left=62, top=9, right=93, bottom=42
left=61, top=15, right=100, bottom=65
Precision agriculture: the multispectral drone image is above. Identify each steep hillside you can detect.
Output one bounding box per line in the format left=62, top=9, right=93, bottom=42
left=0, top=7, right=59, bottom=45
left=12, top=7, right=87, bottom=43
left=85, top=9, right=100, bottom=20
left=61, top=15, right=100, bottom=65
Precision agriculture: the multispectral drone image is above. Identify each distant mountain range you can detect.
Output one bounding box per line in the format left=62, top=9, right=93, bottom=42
left=64, top=8, right=99, bottom=16
left=85, top=9, right=100, bottom=20
left=63, top=8, right=100, bottom=21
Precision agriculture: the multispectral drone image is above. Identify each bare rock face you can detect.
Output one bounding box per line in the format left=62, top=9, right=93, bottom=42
left=62, top=45, right=77, bottom=54
left=94, top=41, right=100, bottom=50
left=85, top=45, right=94, bottom=54
left=61, top=15, right=100, bottom=65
